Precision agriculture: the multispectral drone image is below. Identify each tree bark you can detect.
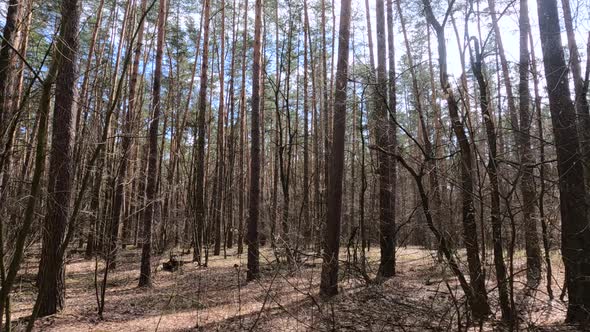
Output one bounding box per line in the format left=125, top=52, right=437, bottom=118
left=302, top=0, right=310, bottom=246
left=138, top=0, right=166, bottom=287
left=518, top=0, right=542, bottom=288
left=213, top=0, right=226, bottom=256
left=536, top=0, right=590, bottom=323
left=36, top=0, right=81, bottom=315
left=0, top=0, right=19, bottom=130
left=529, top=28, right=554, bottom=300
left=247, top=0, right=263, bottom=281
left=319, top=0, right=351, bottom=297
left=384, top=0, right=398, bottom=278
left=560, top=0, right=590, bottom=194
left=237, top=0, right=248, bottom=256
left=375, top=0, right=395, bottom=279
left=193, top=0, right=211, bottom=265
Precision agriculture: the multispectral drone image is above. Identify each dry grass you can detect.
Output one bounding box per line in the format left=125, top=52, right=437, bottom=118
left=6, top=245, right=580, bottom=331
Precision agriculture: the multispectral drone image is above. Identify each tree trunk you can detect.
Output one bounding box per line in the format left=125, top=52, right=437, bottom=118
left=247, top=0, right=263, bottom=281
left=518, top=0, right=542, bottom=289
left=529, top=28, right=554, bottom=300
left=319, top=0, right=351, bottom=297
left=0, top=8, right=21, bottom=318
left=213, top=0, right=226, bottom=256
left=487, top=0, right=519, bottom=135
left=0, top=0, right=19, bottom=130
left=138, top=0, right=166, bottom=287
left=110, top=0, right=147, bottom=269
left=560, top=0, right=590, bottom=195
left=375, top=0, right=395, bottom=279
left=490, top=0, right=543, bottom=285
left=0, top=59, right=57, bottom=326
left=302, top=0, right=310, bottom=246
left=237, top=0, right=248, bottom=256
left=422, top=0, right=490, bottom=319
left=385, top=0, right=397, bottom=275
left=36, top=0, right=81, bottom=316
left=193, top=0, right=211, bottom=265
left=470, top=36, right=513, bottom=323
left=536, top=0, right=590, bottom=323
left=225, top=0, right=238, bottom=250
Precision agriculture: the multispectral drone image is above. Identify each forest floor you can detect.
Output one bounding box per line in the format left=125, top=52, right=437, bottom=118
left=7, top=245, right=581, bottom=331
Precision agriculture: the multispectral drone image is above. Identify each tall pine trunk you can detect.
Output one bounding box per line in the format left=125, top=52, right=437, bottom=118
left=237, top=0, right=248, bottom=256
left=193, top=0, right=211, bottom=265
left=560, top=0, right=590, bottom=194
left=247, top=0, right=263, bottom=281
left=375, top=0, right=395, bottom=279
left=138, top=0, right=166, bottom=287
left=536, top=0, right=590, bottom=323
left=36, top=0, right=81, bottom=316
left=518, top=0, right=542, bottom=288
left=213, top=0, right=226, bottom=256
left=319, top=0, right=352, bottom=297
left=0, top=0, right=19, bottom=130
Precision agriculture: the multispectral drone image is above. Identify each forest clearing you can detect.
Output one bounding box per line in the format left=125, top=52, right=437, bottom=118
left=7, top=246, right=574, bottom=331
